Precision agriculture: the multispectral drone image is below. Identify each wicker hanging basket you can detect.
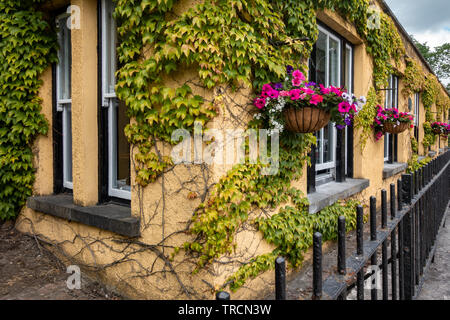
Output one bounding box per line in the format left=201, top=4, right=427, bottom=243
left=383, top=122, right=410, bottom=134
left=283, top=107, right=331, bottom=133
left=433, top=128, right=442, bottom=135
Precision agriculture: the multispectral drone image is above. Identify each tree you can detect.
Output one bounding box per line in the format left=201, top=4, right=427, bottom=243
left=412, top=37, right=433, bottom=62
left=412, top=36, right=450, bottom=94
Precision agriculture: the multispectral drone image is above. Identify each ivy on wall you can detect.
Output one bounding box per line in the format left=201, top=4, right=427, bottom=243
left=113, top=0, right=410, bottom=189
left=353, top=87, right=380, bottom=151
left=402, top=58, right=425, bottom=98
left=227, top=199, right=360, bottom=291
left=0, top=0, right=57, bottom=220
left=422, top=76, right=442, bottom=151
left=181, top=133, right=316, bottom=270
left=1, top=0, right=447, bottom=294
left=111, top=0, right=438, bottom=291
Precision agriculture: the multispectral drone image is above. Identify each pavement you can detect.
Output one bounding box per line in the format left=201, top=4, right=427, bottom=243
left=417, top=206, right=450, bottom=300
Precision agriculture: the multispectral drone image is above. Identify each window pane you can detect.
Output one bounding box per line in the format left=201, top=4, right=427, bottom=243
left=112, top=99, right=130, bottom=192
left=315, top=131, right=322, bottom=165
left=315, top=31, right=327, bottom=86
left=329, top=38, right=340, bottom=87
left=345, top=46, right=352, bottom=93
left=104, top=0, right=117, bottom=94
left=384, top=135, right=388, bottom=159
left=63, top=105, right=73, bottom=185
left=393, top=76, right=398, bottom=108
left=324, top=123, right=335, bottom=163
left=57, top=16, right=71, bottom=101
left=414, top=93, right=419, bottom=126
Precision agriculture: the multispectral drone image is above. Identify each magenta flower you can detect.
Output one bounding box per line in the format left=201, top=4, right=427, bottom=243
left=320, top=84, right=331, bottom=95
left=292, top=77, right=303, bottom=87
left=290, top=89, right=302, bottom=100
left=262, top=84, right=273, bottom=92
left=267, top=89, right=280, bottom=99
left=310, top=94, right=323, bottom=105
left=292, top=70, right=306, bottom=82
left=301, top=87, right=315, bottom=95
left=254, top=98, right=266, bottom=109
left=338, top=101, right=351, bottom=113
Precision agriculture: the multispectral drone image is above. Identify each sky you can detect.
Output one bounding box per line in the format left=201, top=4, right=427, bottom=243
left=385, top=0, right=450, bottom=49
left=384, top=0, right=450, bottom=85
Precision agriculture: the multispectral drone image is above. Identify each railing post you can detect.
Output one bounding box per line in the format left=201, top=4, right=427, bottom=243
left=390, top=184, right=397, bottom=300
left=312, top=232, right=323, bottom=300
left=401, top=173, right=414, bottom=300
left=275, top=257, right=286, bottom=300
left=338, top=216, right=346, bottom=275
left=381, top=190, right=388, bottom=300
left=397, top=179, right=404, bottom=299
left=370, top=196, right=378, bottom=300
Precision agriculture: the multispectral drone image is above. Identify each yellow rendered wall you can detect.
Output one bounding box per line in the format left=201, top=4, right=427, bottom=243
left=17, top=0, right=449, bottom=300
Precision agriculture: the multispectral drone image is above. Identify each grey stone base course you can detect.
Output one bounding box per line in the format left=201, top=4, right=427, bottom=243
left=382, top=162, right=408, bottom=179
left=27, top=195, right=140, bottom=238
left=307, top=179, right=370, bottom=214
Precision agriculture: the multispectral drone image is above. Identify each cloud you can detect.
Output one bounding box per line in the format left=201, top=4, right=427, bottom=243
left=385, top=0, right=450, bottom=35
left=413, top=29, right=450, bottom=49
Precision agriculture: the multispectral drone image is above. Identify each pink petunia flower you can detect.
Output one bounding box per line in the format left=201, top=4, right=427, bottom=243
left=292, top=70, right=306, bottom=82
left=267, top=89, right=279, bottom=99
left=254, top=98, right=266, bottom=109
left=310, top=94, right=324, bottom=105
left=338, top=101, right=351, bottom=113
left=262, top=84, right=273, bottom=92
left=301, top=87, right=316, bottom=95
left=292, top=77, right=303, bottom=87
left=290, top=89, right=302, bottom=100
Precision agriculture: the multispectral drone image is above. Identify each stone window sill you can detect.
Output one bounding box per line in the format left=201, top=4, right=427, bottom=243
left=27, top=194, right=140, bottom=238
left=383, top=162, right=407, bottom=179
left=428, top=150, right=437, bottom=157
left=307, top=179, right=370, bottom=214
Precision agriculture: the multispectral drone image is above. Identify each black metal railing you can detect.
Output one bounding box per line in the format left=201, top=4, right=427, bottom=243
left=217, top=150, right=450, bottom=301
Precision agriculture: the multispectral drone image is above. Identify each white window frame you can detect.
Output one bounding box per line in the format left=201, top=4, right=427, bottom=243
left=102, top=0, right=131, bottom=200
left=56, top=13, right=73, bottom=190
left=384, top=75, right=398, bottom=162
left=315, top=26, right=341, bottom=175
left=414, top=93, right=420, bottom=127
left=345, top=44, right=353, bottom=176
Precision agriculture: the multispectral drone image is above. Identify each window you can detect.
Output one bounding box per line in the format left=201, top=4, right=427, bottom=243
left=311, top=26, right=353, bottom=184
left=384, top=75, right=398, bottom=162
left=344, top=44, right=353, bottom=176
left=307, top=25, right=354, bottom=192
left=56, top=13, right=73, bottom=190
left=101, top=0, right=131, bottom=200
left=414, top=93, right=420, bottom=141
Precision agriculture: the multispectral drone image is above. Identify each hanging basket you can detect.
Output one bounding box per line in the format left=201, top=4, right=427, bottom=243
left=283, top=107, right=331, bottom=133
left=433, top=128, right=442, bottom=135
left=383, top=122, right=410, bottom=134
